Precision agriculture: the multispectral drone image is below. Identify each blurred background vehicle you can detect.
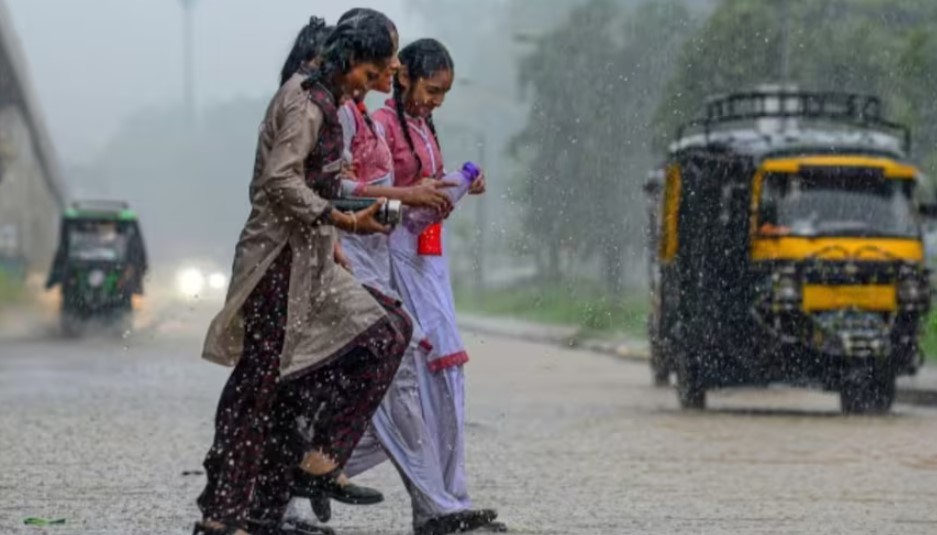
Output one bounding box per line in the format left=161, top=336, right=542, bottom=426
left=45, top=200, right=147, bottom=337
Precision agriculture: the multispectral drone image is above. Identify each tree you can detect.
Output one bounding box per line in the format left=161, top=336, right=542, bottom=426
left=68, top=98, right=265, bottom=263
left=655, top=0, right=937, bottom=175
left=404, top=0, right=582, bottom=284
left=510, top=0, right=697, bottom=291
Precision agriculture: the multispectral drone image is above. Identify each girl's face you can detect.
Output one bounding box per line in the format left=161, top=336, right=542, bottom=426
left=401, top=68, right=454, bottom=118
left=372, top=32, right=400, bottom=94
left=344, top=57, right=391, bottom=100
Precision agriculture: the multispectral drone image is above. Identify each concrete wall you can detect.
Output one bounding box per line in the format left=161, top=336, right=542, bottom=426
left=0, top=0, right=66, bottom=276
left=0, top=106, right=60, bottom=272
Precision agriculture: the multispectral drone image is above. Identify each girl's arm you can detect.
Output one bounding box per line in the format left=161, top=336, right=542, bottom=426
left=260, top=95, right=333, bottom=224
left=338, top=105, right=361, bottom=198
left=357, top=180, right=454, bottom=211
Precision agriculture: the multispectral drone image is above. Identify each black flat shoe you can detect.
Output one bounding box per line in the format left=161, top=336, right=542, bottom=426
left=414, top=509, right=499, bottom=535
left=477, top=521, right=509, bottom=532
left=281, top=519, right=335, bottom=535
left=310, top=491, right=332, bottom=522
left=292, top=468, right=384, bottom=506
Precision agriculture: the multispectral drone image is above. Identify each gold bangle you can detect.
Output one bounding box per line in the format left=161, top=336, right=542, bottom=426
left=351, top=212, right=358, bottom=234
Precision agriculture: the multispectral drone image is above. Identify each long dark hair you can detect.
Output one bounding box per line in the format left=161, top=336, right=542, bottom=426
left=337, top=8, right=397, bottom=132
left=279, top=17, right=333, bottom=86
left=302, top=11, right=396, bottom=95
left=392, top=39, right=454, bottom=175
left=338, top=7, right=397, bottom=34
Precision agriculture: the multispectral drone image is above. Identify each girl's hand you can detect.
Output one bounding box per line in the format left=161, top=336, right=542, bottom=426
left=469, top=173, right=487, bottom=195
left=403, top=179, right=455, bottom=212
left=340, top=160, right=358, bottom=181
left=333, top=242, right=352, bottom=273
left=330, top=200, right=391, bottom=235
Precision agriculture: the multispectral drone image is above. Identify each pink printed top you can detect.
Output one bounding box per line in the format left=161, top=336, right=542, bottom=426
left=373, top=99, right=469, bottom=373
left=338, top=100, right=394, bottom=196
left=372, top=98, right=444, bottom=188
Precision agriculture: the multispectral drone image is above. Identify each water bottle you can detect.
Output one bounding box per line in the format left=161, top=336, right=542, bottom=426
left=403, top=162, right=481, bottom=234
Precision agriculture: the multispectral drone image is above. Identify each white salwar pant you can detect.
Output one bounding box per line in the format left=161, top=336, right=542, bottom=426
left=338, top=227, right=470, bottom=525
left=384, top=226, right=472, bottom=511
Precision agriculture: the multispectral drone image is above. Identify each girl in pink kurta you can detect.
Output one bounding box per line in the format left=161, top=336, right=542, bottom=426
left=338, top=95, right=482, bottom=533
left=373, top=38, right=505, bottom=535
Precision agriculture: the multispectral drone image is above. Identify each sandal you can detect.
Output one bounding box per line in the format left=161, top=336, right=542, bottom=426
left=414, top=509, right=499, bottom=535
left=292, top=467, right=384, bottom=506
left=192, top=520, right=249, bottom=535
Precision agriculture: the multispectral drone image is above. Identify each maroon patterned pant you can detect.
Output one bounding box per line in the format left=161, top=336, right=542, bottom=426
left=197, top=248, right=411, bottom=526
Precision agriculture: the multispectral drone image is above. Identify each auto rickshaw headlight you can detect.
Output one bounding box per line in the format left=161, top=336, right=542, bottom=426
left=88, top=270, right=105, bottom=288
left=898, top=278, right=924, bottom=303
left=774, top=275, right=801, bottom=302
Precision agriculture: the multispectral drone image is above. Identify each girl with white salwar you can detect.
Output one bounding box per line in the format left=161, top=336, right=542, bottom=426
left=371, top=38, right=507, bottom=535
left=338, top=94, right=485, bottom=534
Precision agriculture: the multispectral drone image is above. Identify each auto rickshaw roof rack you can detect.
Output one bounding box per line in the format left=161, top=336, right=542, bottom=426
left=675, top=90, right=912, bottom=155
left=67, top=200, right=136, bottom=220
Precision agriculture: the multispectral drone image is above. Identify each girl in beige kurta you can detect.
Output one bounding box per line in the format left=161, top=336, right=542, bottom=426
left=194, top=14, right=409, bottom=535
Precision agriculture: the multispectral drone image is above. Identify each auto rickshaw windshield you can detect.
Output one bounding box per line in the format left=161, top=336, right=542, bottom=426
left=758, top=170, right=919, bottom=238
left=67, top=222, right=129, bottom=262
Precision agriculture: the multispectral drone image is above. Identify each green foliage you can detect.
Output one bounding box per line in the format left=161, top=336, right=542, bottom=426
left=920, top=311, right=937, bottom=361
left=0, top=269, right=23, bottom=306
left=655, top=0, right=937, bottom=174
left=511, top=0, right=697, bottom=291
left=455, top=279, right=649, bottom=335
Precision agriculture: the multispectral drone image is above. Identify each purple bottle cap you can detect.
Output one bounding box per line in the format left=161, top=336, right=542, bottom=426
left=462, top=162, right=481, bottom=181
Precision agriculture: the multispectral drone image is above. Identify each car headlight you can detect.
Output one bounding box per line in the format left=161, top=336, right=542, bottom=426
left=178, top=268, right=205, bottom=298
left=208, top=272, right=228, bottom=291
left=88, top=270, right=105, bottom=288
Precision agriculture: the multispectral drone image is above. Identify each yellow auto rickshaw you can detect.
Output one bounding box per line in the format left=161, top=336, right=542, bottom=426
left=645, top=89, right=937, bottom=413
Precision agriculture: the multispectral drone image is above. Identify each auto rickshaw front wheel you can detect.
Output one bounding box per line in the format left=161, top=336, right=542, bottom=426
left=650, top=341, right=671, bottom=387
left=60, top=312, right=84, bottom=339
left=839, top=366, right=896, bottom=415
left=676, top=355, right=706, bottom=410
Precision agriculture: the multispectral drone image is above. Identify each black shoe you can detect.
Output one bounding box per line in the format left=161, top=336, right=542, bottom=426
left=310, top=491, right=332, bottom=523
left=414, top=510, right=499, bottom=535
left=292, top=468, right=384, bottom=506
left=477, top=521, right=508, bottom=532
left=281, top=518, right=335, bottom=535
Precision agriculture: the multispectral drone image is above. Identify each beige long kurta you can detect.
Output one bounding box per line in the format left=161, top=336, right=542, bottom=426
left=202, top=73, right=386, bottom=379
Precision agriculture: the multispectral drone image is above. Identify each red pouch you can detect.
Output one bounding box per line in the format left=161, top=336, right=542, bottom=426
left=418, top=222, right=443, bottom=256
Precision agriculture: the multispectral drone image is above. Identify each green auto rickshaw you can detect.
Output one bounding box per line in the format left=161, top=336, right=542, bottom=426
left=46, top=201, right=148, bottom=337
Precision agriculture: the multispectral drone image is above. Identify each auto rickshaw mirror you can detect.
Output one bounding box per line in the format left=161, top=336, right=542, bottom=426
left=918, top=202, right=937, bottom=219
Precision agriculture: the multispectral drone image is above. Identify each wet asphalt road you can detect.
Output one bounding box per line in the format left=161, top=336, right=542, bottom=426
left=1, top=319, right=937, bottom=535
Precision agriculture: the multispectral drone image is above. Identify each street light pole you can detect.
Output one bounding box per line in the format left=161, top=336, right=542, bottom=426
left=180, top=0, right=197, bottom=128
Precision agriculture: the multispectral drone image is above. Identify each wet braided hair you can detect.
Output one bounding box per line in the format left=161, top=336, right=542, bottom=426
left=279, top=17, right=333, bottom=86
left=392, top=39, right=453, bottom=175
left=301, top=11, right=395, bottom=95
left=338, top=8, right=398, bottom=133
